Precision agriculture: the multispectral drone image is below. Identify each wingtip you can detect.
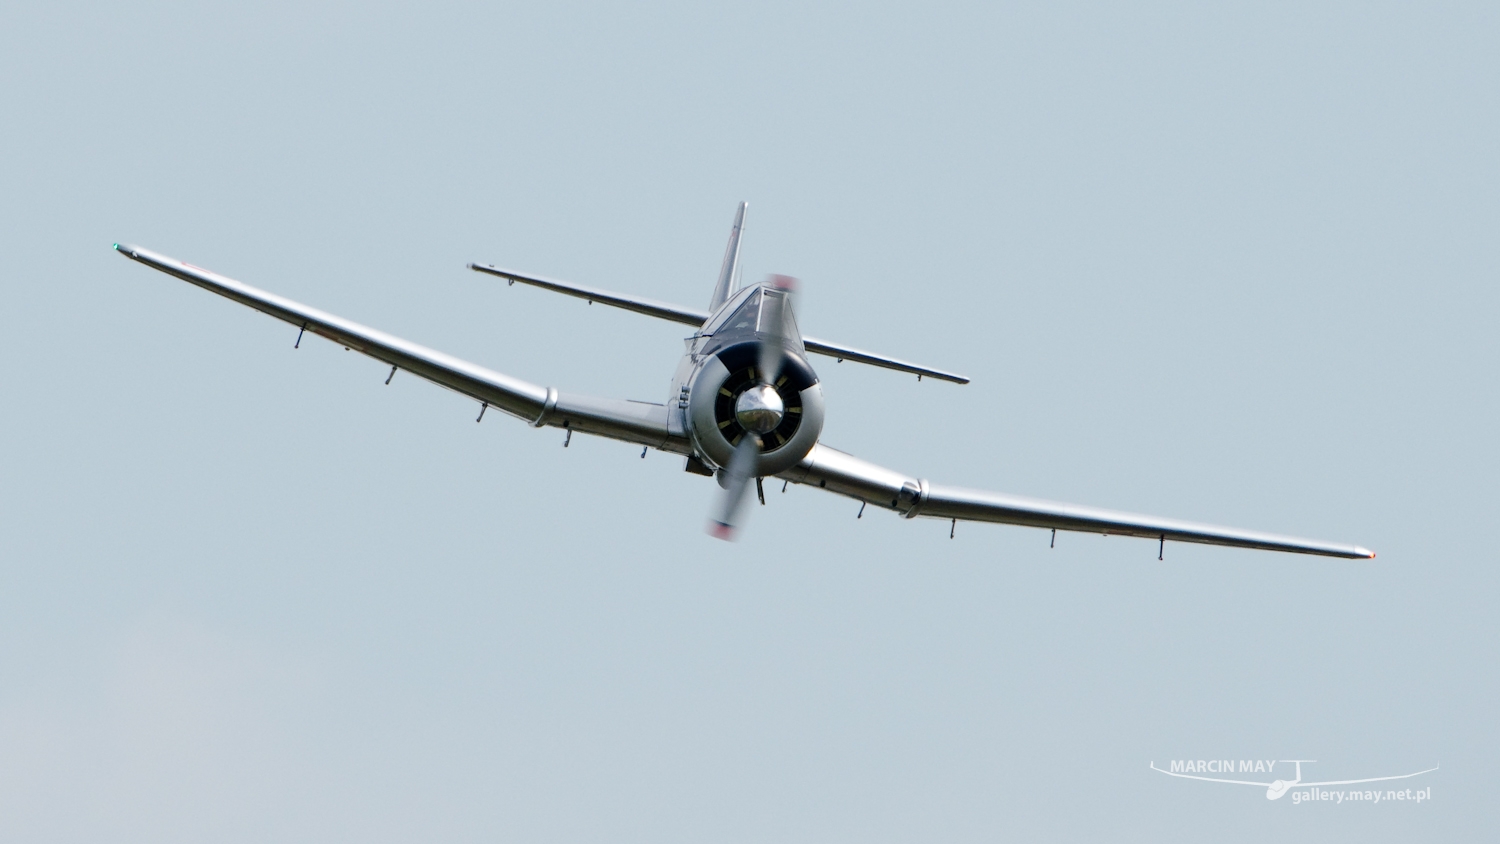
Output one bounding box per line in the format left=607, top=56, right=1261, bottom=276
left=930, top=372, right=971, bottom=384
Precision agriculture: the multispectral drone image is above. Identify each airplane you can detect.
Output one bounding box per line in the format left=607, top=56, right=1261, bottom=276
left=1150, top=760, right=1438, bottom=800
left=113, top=202, right=1374, bottom=557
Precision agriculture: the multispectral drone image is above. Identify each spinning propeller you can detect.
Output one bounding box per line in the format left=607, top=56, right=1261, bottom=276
left=708, top=276, right=798, bottom=540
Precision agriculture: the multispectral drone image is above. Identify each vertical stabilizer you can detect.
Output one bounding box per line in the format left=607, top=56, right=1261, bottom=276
left=708, top=202, right=748, bottom=312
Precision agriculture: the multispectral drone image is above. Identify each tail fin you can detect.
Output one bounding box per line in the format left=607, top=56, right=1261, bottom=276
left=708, top=202, right=748, bottom=312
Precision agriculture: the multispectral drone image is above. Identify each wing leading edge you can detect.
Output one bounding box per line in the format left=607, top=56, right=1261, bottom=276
left=114, top=245, right=691, bottom=453
left=777, top=444, right=1374, bottom=558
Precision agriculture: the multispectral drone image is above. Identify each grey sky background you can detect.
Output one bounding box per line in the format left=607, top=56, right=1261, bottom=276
left=1, top=1, right=1493, bottom=840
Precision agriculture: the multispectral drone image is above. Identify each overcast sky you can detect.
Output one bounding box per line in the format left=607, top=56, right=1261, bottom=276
left=1, top=2, right=1494, bottom=840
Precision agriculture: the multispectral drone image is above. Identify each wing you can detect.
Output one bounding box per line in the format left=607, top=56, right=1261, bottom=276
left=468, top=263, right=969, bottom=383
left=1301, top=766, right=1438, bottom=787
left=776, top=444, right=1375, bottom=558
left=115, top=245, right=692, bottom=453
left=1149, top=763, right=1269, bottom=786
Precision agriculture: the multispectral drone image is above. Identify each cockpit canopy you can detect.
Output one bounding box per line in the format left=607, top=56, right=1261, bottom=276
left=701, top=285, right=802, bottom=355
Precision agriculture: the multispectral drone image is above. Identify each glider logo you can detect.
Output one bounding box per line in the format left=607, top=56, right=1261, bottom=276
left=1151, top=759, right=1437, bottom=802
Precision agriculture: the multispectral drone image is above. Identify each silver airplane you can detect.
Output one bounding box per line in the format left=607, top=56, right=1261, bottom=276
left=114, top=203, right=1374, bottom=557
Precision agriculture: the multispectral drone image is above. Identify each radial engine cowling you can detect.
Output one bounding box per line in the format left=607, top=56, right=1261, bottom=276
left=686, top=341, right=825, bottom=477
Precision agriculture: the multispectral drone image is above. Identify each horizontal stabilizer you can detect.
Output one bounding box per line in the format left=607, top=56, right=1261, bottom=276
left=800, top=337, right=969, bottom=384
left=469, top=263, right=709, bottom=326
left=470, top=263, right=969, bottom=383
